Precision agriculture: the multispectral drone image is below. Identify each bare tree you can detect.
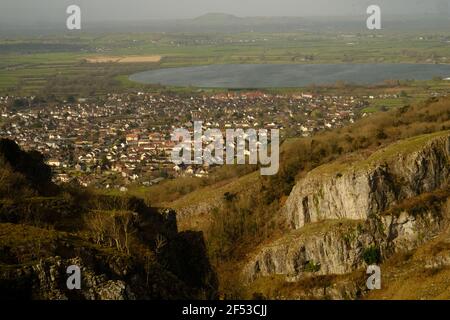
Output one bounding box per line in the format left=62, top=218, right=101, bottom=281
left=121, top=211, right=137, bottom=255
left=155, top=234, right=167, bottom=255
left=85, top=211, right=108, bottom=245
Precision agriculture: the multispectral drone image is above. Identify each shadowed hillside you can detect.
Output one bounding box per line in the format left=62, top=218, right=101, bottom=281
left=0, top=140, right=218, bottom=300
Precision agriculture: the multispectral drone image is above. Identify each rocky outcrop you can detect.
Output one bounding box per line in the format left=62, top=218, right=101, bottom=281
left=0, top=140, right=219, bottom=300
left=243, top=196, right=449, bottom=285
left=242, top=220, right=369, bottom=282
left=7, top=256, right=136, bottom=300
left=0, top=203, right=218, bottom=300
left=284, top=132, right=449, bottom=230
left=0, top=254, right=195, bottom=300
left=243, top=132, right=450, bottom=296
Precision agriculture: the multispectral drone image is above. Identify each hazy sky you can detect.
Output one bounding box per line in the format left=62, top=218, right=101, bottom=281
left=1, top=0, right=449, bottom=24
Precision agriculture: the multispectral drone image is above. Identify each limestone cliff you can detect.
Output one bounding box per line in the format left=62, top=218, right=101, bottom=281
left=284, top=132, right=449, bottom=229
left=242, top=132, right=450, bottom=298
left=1, top=250, right=192, bottom=300
left=243, top=196, right=448, bottom=284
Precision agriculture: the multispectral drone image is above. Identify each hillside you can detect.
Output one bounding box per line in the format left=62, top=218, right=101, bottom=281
left=193, top=13, right=244, bottom=24
left=0, top=140, right=218, bottom=299
left=165, top=96, right=450, bottom=299
left=1, top=95, right=450, bottom=300
left=242, top=132, right=449, bottom=299
left=171, top=13, right=307, bottom=32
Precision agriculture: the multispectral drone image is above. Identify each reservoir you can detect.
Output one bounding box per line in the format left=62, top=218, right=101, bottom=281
left=129, top=63, right=450, bottom=88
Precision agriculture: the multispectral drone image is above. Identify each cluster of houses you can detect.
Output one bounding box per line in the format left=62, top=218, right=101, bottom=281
left=0, top=90, right=374, bottom=191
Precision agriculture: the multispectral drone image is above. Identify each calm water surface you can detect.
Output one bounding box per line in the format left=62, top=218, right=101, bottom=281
left=130, top=64, right=450, bottom=88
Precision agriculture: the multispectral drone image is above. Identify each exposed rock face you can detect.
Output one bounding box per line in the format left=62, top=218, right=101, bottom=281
left=242, top=220, right=370, bottom=283
left=284, top=133, right=449, bottom=230
left=380, top=205, right=447, bottom=254
left=0, top=255, right=195, bottom=300
left=243, top=197, right=449, bottom=285
left=23, top=257, right=135, bottom=300
left=0, top=204, right=218, bottom=300
left=243, top=132, right=450, bottom=296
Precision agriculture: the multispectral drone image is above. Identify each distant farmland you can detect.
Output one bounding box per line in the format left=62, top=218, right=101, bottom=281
left=2, top=31, right=450, bottom=96
left=85, top=55, right=162, bottom=63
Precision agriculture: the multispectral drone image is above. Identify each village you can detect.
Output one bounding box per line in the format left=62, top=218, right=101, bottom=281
left=0, top=90, right=374, bottom=191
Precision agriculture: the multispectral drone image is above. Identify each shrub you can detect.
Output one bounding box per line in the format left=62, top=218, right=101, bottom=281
left=363, top=245, right=381, bottom=265
left=304, top=260, right=321, bottom=273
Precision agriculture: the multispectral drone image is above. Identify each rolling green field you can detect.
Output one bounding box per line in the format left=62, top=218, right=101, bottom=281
left=1, top=32, right=450, bottom=96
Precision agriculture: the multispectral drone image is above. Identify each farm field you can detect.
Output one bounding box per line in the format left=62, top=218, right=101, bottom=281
left=1, top=31, right=450, bottom=97
left=85, top=55, right=162, bottom=63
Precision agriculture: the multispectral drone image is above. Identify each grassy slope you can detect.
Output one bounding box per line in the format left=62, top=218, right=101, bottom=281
left=167, top=171, right=259, bottom=211
left=366, top=223, right=450, bottom=300
left=0, top=222, right=124, bottom=269
left=309, top=130, right=450, bottom=177
left=168, top=98, right=450, bottom=298
left=162, top=96, right=450, bottom=231
left=167, top=130, right=449, bottom=224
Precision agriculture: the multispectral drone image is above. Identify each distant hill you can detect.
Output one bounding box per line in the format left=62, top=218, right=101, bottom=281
left=190, top=12, right=309, bottom=28
left=3, top=13, right=450, bottom=35
left=193, top=13, right=243, bottom=24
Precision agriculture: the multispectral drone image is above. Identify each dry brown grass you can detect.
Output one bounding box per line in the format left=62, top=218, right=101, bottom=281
left=366, top=226, right=450, bottom=300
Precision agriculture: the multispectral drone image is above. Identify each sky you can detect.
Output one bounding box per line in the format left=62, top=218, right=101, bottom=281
left=0, top=0, right=449, bottom=24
